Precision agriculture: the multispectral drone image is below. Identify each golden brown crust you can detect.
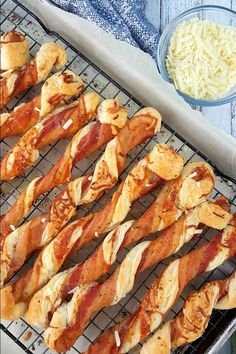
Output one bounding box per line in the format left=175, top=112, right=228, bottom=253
left=0, top=108, right=162, bottom=288
left=83, top=217, right=236, bottom=354
left=22, top=144, right=182, bottom=327
left=43, top=206, right=231, bottom=352
left=0, top=70, right=84, bottom=139
left=0, top=98, right=126, bottom=236
left=141, top=271, right=236, bottom=354
left=0, top=42, right=67, bottom=109
left=0, top=31, right=29, bottom=71
left=0, top=91, right=98, bottom=182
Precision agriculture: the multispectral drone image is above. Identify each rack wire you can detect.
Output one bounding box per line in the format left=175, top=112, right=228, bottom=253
left=0, top=1, right=236, bottom=353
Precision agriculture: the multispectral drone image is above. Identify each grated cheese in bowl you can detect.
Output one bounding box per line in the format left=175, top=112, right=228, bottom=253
left=166, top=18, right=236, bottom=100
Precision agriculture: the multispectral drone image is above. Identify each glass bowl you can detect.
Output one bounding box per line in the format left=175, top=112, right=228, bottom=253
left=157, top=5, right=236, bottom=106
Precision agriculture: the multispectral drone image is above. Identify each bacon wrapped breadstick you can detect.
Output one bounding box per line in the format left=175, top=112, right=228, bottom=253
left=0, top=42, right=67, bottom=109
left=24, top=161, right=216, bottom=327
left=39, top=206, right=231, bottom=352
left=0, top=70, right=84, bottom=139
left=0, top=90, right=99, bottom=181
left=0, top=31, right=29, bottom=71
left=83, top=215, right=236, bottom=354
left=2, top=144, right=183, bottom=320
left=0, top=97, right=126, bottom=235
left=141, top=270, right=236, bottom=354
left=0, top=108, right=162, bottom=286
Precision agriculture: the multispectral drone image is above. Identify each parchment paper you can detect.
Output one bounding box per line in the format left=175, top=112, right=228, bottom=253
left=21, top=0, right=236, bottom=180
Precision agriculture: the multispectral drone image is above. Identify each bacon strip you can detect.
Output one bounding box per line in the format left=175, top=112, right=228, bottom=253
left=1, top=97, right=125, bottom=236
left=3, top=143, right=183, bottom=321
left=0, top=70, right=84, bottom=139
left=0, top=108, right=162, bottom=287
left=141, top=270, right=236, bottom=354
left=0, top=91, right=99, bottom=181
left=24, top=161, right=218, bottom=327
left=0, top=42, right=67, bottom=109
left=81, top=215, right=236, bottom=354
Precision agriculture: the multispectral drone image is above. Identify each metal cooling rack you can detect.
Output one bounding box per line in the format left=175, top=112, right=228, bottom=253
left=0, top=1, right=236, bottom=353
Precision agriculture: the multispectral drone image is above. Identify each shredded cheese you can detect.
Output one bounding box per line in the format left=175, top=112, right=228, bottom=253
left=114, top=330, right=121, bottom=347
left=63, top=118, right=73, bottom=130
left=166, top=18, right=236, bottom=99
left=194, top=229, right=203, bottom=234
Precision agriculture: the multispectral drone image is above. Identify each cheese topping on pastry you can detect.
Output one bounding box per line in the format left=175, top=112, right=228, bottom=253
left=35, top=42, right=67, bottom=83
left=44, top=282, right=95, bottom=346
left=151, top=259, right=180, bottom=317
left=24, top=177, right=41, bottom=215
left=40, top=222, right=57, bottom=245
left=0, top=113, right=11, bottom=126
left=25, top=269, right=71, bottom=328
left=0, top=224, right=27, bottom=287
left=97, top=98, right=127, bottom=128
left=68, top=177, right=85, bottom=206
left=140, top=322, right=171, bottom=354
left=206, top=248, right=229, bottom=272
left=179, top=162, right=214, bottom=209
left=6, top=72, right=18, bottom=95
left=112, top=241, right=151, bottom=304
left=136, top=107, right=162, bottom=133
left=102, top=220, right=134, bottom=265
left=172, top=284, right=219, bottom=347
left=148, top=144, right=184, bottom=180
left=1, top=31, right=29, bottom=70
left=206, top=221, right=234, bottom=271
left=83, top=92, right=100, bottom=118
left=195, top=202, right=231, bottom=229
left=111, top=160, right=147, bottom=228
left=215, top=272, right=236, bottom=310
left=80, top=138, right=119, bottom=203
left=122, top=260, right=180, bottom=353
left=40, top=70, right=84, bottom=117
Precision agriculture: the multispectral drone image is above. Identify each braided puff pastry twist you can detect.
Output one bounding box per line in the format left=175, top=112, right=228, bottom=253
left=83, top=215, right=236, bottom=354
left=41, top=204, right=231, bottom=352
left=0, top=70, right=84, bottom=139
left=0, top=42, right=67, bottom=109
left=3, top=144, right=183, bottom=321
left=141, top=270, right=236, bottom=354
left=0, top=98, right=126, bottom=234
left=0, top=90, right=99, bottom=182
left=0, top=108, right=162, bottom=286
left=24, top=161, right=217, bottom=328
left=0, top=31, right=29, bottom=71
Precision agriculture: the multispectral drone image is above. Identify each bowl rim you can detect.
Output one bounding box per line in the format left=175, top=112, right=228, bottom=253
left=157, top=5, right=236, bottom=106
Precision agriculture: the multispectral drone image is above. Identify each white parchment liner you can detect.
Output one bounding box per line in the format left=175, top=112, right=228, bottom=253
left=21, top=0, right=236, bottom=180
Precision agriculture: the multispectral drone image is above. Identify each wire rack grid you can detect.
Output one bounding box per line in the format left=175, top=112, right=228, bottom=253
left=0, top=1, right=236, bottom=354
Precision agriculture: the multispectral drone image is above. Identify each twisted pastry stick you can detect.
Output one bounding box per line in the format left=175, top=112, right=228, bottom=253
left=0, top=70, right=84, bottom=139
left=0, top=31, right=29, bottom=71
left=3, top=144, right=183, bottom=321
left=41, top=205, right=232, bottom=352
left=25, top=161, right=216, bottom=327
left=0, top=97, right=125, bottom=234
left=141, top=270, right=236, bottom=354
left=0, top=90, right=99, bottom=181
left=83, top=215, right=236, bottom=354
left=0, top=108, right=162, bottom=286
left=0, top=42, right=67, bottom=109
